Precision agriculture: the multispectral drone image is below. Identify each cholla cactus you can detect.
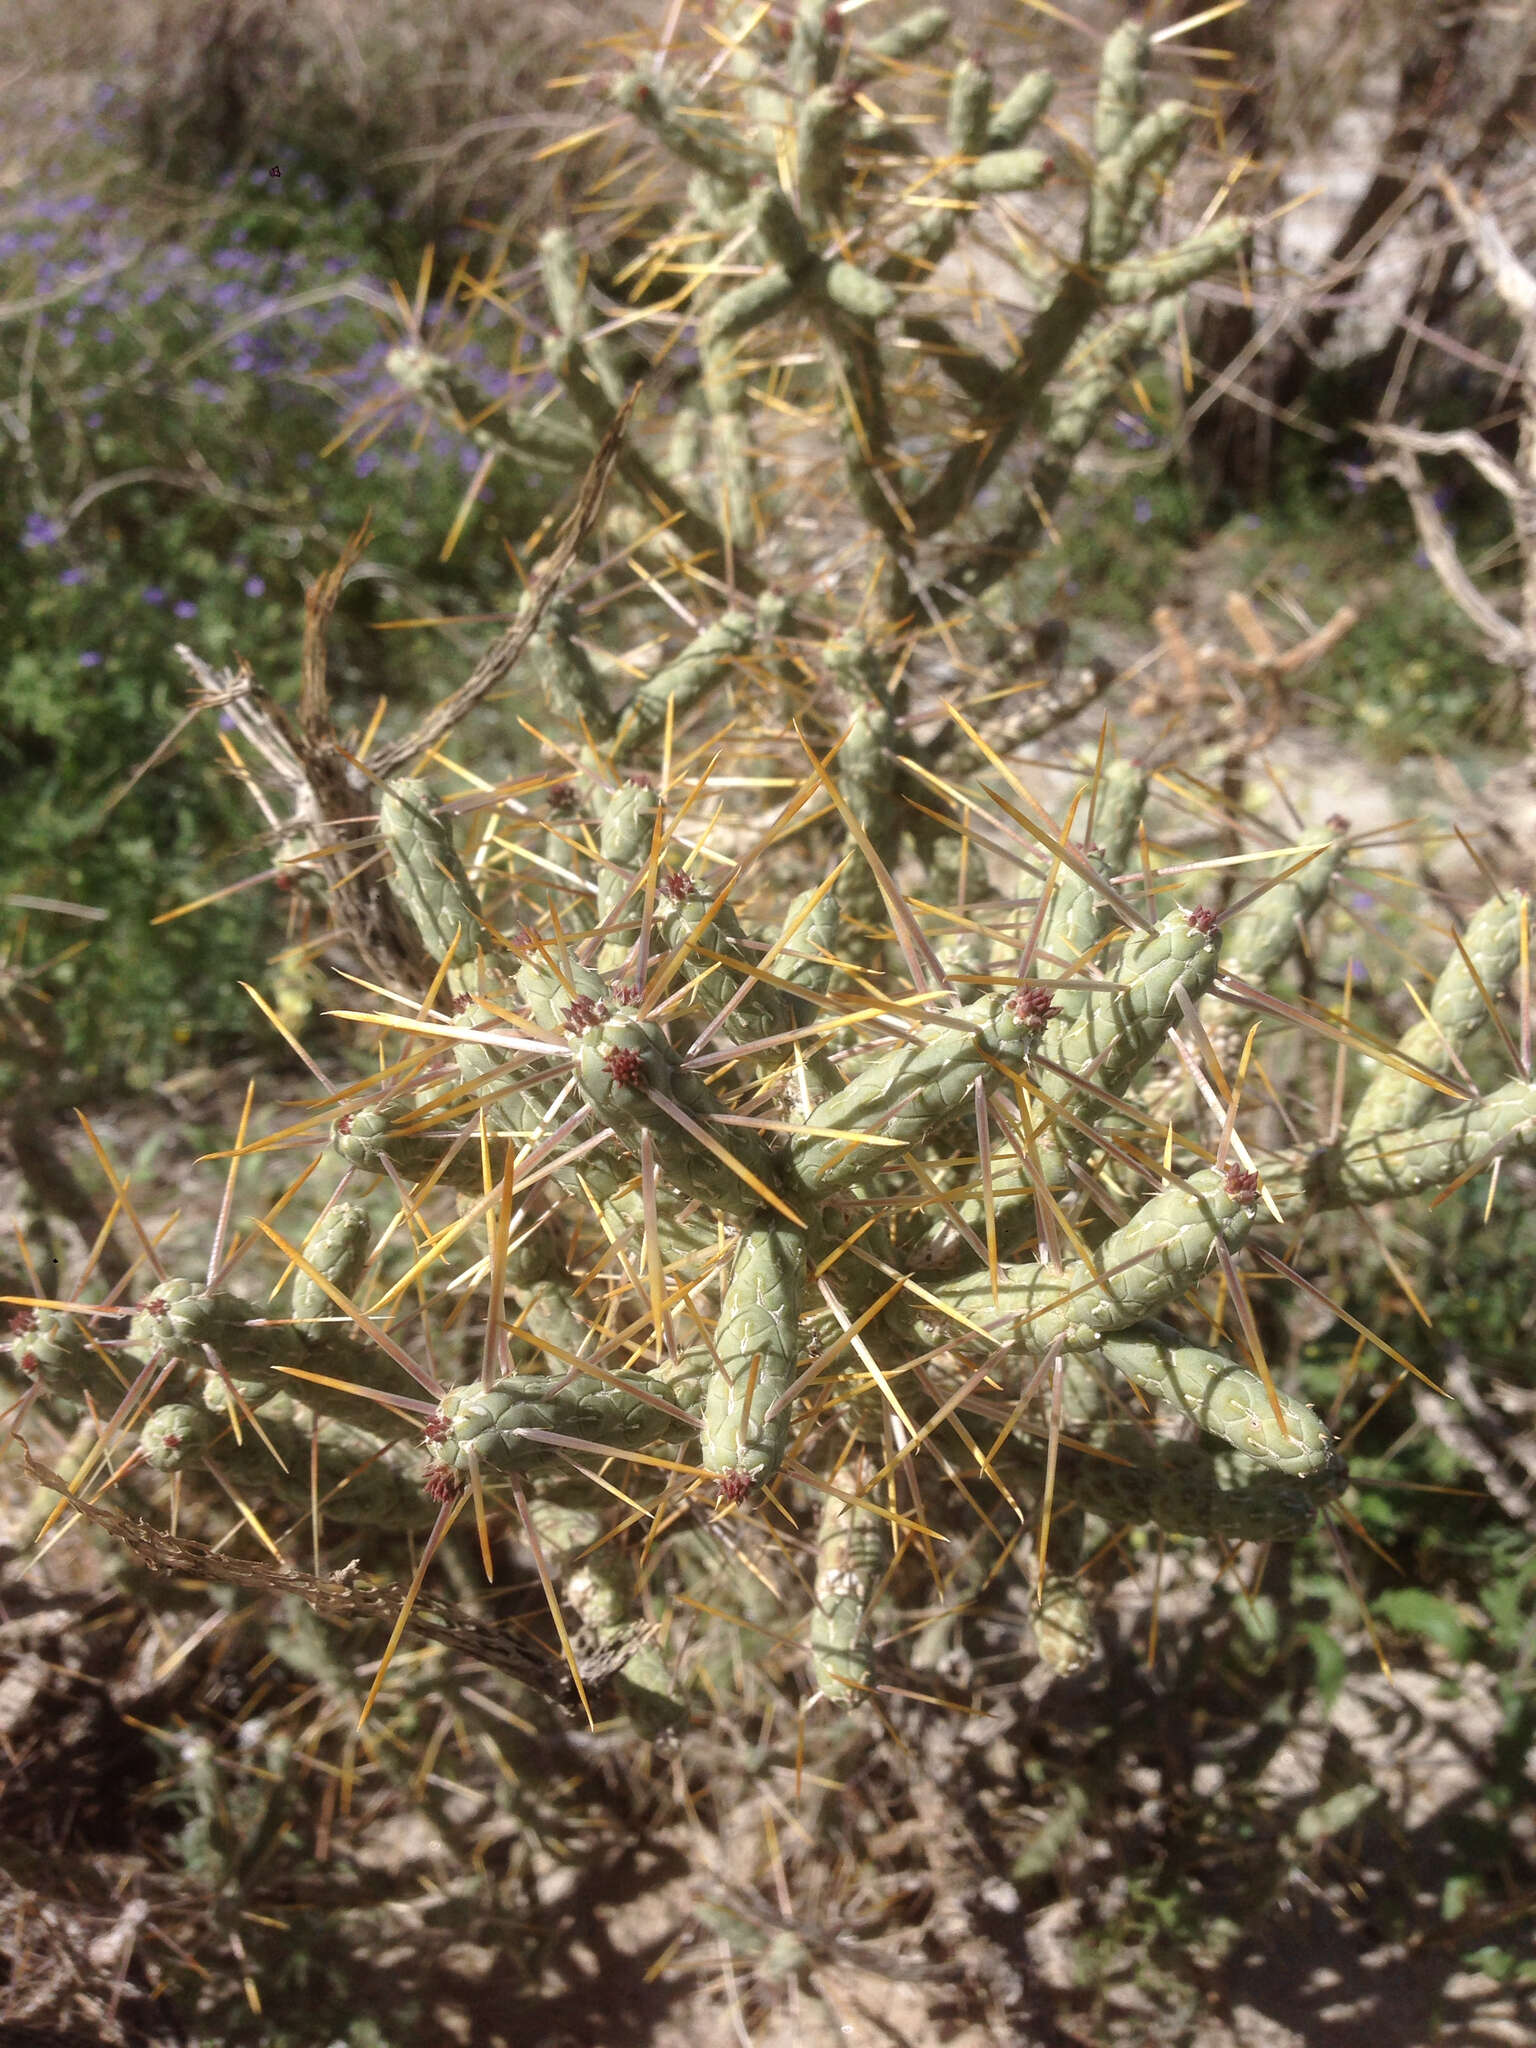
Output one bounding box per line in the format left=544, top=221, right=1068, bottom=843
left=9, top=5, right=1535, bottom=1735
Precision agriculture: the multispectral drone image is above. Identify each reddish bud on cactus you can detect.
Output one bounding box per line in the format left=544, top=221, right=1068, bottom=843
left=1184, top=904, right=1218, bottom=935
left=716, top=1468, right=754, bottom=1507
left=603, top=1046, right=647, bottom=1089
left=423, top=1461, right=463, bottom=1504
left=564, top=995, right=610, bottom=1032
left=422, top=1414, right=449, bottom=1444
left=144, top=1298, right=168, bottom=1318
left=547, top=781, right=578, bottom=814
left=7, top=1308, right=36, bottom=1338
left=19, top=1352, right=40, bottom=1376
left=450, top=992, right=475, bottom=1015
left=659, top=868, right=695, bottom=903
left=1222, top=1165, right=1260, bottom=1204
left=1009, top=983, right=1062, bottom=1031
left=610, top=981, right=641, bottom=1007
left=274, top=871, right=295, bottom=893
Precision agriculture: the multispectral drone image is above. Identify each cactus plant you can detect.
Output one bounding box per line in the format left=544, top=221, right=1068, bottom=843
left=10, top=4, right=1534, bottom=1750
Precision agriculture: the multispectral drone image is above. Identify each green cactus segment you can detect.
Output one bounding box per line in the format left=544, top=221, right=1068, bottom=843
left=958, top=148, right=1052, bottom=197
left=786, top=1003, right=992, bottom=1191
left=331, top=1098, right=492, bottom=1193
left=1033, top=1574, right=1095, bottom=1676
left=386, top=344, right=591, bottom=470
left=1038, top=907, right=1221, bottom=1120
left=1103, top=221, right=1251, bottom=304
left=988, top=69, right=1055, bottom=149
left=867, top=5, right=950, bottom=62
left=1282, top=1073, right=1536, bottom=1212
left=565, top=1547, right=690, bottom=1736
left=137, top=1286, right=306, bottom=1376
left=1220, top=824, right=1348, bottom=987
left=612, top=613, right=755, bottom=758
left=574, top=1014, right=782, bottom=1221
left=528, top=597, right=617, bottom=741
left=379, top=779, right=497, bottom=976
left=141, top=1403, right=217, bottom=1472
left=702, top=1219, right=806, bottom=1485
left=798, top=84, right=853, bottom=231
left=1098, top=1323, right=1334, bottom=1476
left=1088, top=758, right=1152, bottom=873
left=436, top=1368, right=688, bottom=1477
left=936, top=1167, right=1259, bottom=1353
left=232, top=1405, right=429, bottom=1528
left=10, top=1308, right=135, bottom=1411
left=947, top=52, right=993, bottom=156
left=292, top=1205, right=371, bottom=1328
left=1093, top=19, right=1150, bottom=161
left=1347, top=894, right=1529, bottom=1143
left=810, top=1478, right=886, bottom=1704
left=1063, top=1428, right=1337, bottom=1540
left=702, top=270, right=800, bottom=349
left=658, top=883, right=793, bottom=1044
left=596, top=777, right=659, bottom=936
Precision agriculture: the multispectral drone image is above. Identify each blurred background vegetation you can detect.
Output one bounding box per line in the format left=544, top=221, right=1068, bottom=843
left=3, top=3, right=1534, bottom=2044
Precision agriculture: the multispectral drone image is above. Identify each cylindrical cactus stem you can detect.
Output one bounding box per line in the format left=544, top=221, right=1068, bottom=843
left=611, top=70, right=763, bottom=187
left=434, top=1367, right=690, bottom=1478
left=1098, top=1322, right=1335, bottom=1477
left=572, top=1011, right=783, bottom=1222
left=527, top=596, right=618, bottom=742
left=947, top=51, right=993, bottom=157
left=1092, top=18, right=1151, bottom=163
left=1347, top=891, right=1529, bottom=1143
left=702, top=1217, right=806, bottom=1490
left=291, top=1204, right=371, bottom=1328
left=797, top=83, right=853, bottom=232
left=1102, top=221, right=1251, bottom=305
left=378, top=779, right=505, bottom=983
left=788, top=0, right=844, bottom=96
left=136, top=1284, right=307, bottom=1377
left=788, top=982, right=1057, bottom=1193
left=595, top=775, right=660, bottom=942
left=987, top=68, right=1054, bottom=149
left=1217, top=821, right=1349, bottom=988
left=145, top=1394, right=430, bottom=1529
left=539, top=228, right=627, bottom=406
left=611, top=613, right=756, bottom=759
left=1032, top=907, right=1222, bottom=1154
left=1060, top=1424, right=1340, bottom=1539
left=386, top=344, right=592, bottom=470
left=956, top=147, right=1053, bottom=197
left=654, top=870, right=792, bottom=1047
left=1086, top=757, right=1151, bottom=874
left=564, top=1542, right=689, bottom=1735
left=1280, top=1072, right=1536, bottom=1212
left=1089, top=101, right=1191, bottom=266
left=933, top=1164, right=1261, bottom=1354
left=810, top=1452, right=885, bottom=1705
left=867, top=5, right=950, bottom=63
left=1032, top=1573, right=1096, bottom=1676
left=701, top=270, right=800, bottom=349
left=1032, top=759, right=1148, bottom=1012
left=140, top=1402, right=216, bottom=1471
left=8, top=1307, right=138, bottom=1415
left=331, top=1097, right=496, bottom=1193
